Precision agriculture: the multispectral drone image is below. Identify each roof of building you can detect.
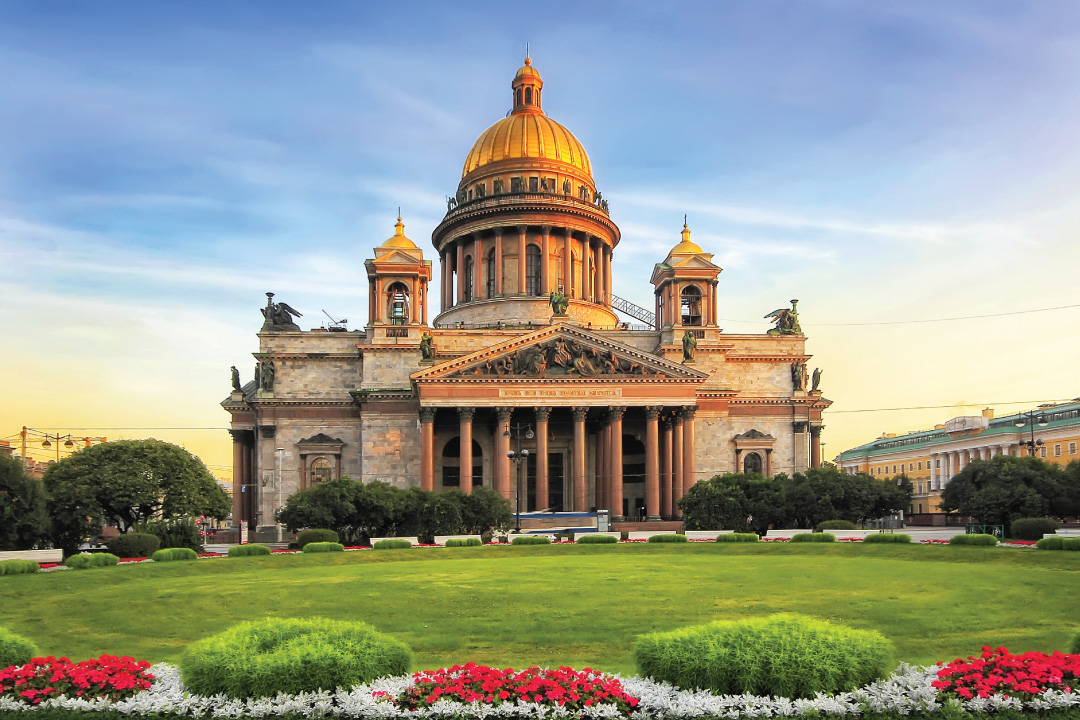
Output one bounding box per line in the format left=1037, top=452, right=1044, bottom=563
left=380, top=217, right=417, bottom=249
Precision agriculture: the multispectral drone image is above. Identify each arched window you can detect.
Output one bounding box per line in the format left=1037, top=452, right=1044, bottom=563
left=516, top=89, right=523, bottom=106
left=441, top=438, right=483, bottom=488
left=463, top=255, right=474, bottom=302
left=681, top=285, right=702, bottom=326
left=744, top=452, right=763, bottom=475
left=310, top=457, right=333, bottom=486
left=485, top=248, right=496, bottom=298
left=386, top=282, right=409, bottom=325
left=526, top=244, right=541, bottom=296
left=525, top=87, right=533, bottom=105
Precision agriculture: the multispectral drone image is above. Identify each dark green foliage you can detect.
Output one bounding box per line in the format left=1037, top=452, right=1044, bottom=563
left=180, top=617, right=413, bottom=698
left=0, top=455, right=50, bottom=551
left=1009, top=517, right=1059, bottom=541
left=296, top=528, right=339, bottom=548
left=90, top=553, right=119, bottom=567
left=1037, top=536, right=1065, bottom=550
left=106, top=533, right=160, bottom=559
left=949, top=533, right=998, bottom=546
left=863, top=533, right=912, bottom=544
left=302, top=541, right=344, bottom=553
left=444, top=537, right=482, bottom=547
left=44, top=439, right=229, bottom=556
left=1069, top=631, right=1080, bottom=654
left=511, top=535, right=552, bottom=545
left=460, top=487, right=513, bottom=537
left=132, top=519, right=203, bottom=552
left=635, top=613, right=896, bottom=698
left=715, top=532, right=759, bottom=542
left=941, top=455, right=1069, bottom=527
left=647, top=534, right=688, bottom=543
left=1065, top=538, right=1080, bottom=551
left=64, top=554, right=94, bottom=569
left=791, top=532, right=836, bottom=543
left=0, top=625, right=38, bottom=669
left=0, top=559, right=40, bottom=576
left=576, top=534, right=618, bottom=544
left=227, top=544, right=272, bottom=557
left=152, top=548, right=198, bottom=562
left=372, top=538, right=412, bottom=550
left=816, top=520, right=858, bottom=532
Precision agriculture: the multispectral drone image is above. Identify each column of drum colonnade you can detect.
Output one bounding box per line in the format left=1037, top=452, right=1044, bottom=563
left=928, top=443, right=1018, bottom=492
left=417, top=405, right=699, bottom=521
left=437, top=228, right=614, bottom=306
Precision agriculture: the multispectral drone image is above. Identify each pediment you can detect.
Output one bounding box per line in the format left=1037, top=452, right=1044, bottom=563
left=370, top=248, right=425, bottom=265
left=412, top=324, right=708, bottom=381
left=668, top=254, right=719, bottom=271
left=734, top=429, right=773, bottom=440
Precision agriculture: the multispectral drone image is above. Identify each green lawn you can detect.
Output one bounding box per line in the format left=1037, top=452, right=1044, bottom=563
left=2, top=544, right=1077, bottom=675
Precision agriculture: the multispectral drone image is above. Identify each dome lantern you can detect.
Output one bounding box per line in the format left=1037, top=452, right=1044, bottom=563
left=511, top=57, right=544, bottom=114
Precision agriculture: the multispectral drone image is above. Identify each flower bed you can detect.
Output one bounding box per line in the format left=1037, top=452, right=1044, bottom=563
left=934, top=646, right=1080, bottom=701
left=0, top=655, right=153, bottom=705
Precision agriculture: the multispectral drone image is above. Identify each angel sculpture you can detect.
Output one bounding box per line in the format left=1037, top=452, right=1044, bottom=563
left=261, top=292, right=303, bottom=331
left=765, top=299, right=802, bottom=335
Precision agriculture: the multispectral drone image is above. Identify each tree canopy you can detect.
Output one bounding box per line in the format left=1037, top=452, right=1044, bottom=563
left=0, top=454, right=50, bottom=550
left=940, top=455, right=1072, bottom=527
left=44, top=439, right=230, bottom=555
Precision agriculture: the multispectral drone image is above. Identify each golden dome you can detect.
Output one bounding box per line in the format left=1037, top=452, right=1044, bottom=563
left=670, top=218, right=703, bottom=254
left=515, top=56, right=540, bottom=79
left=381, top=216, right=417, bottom=249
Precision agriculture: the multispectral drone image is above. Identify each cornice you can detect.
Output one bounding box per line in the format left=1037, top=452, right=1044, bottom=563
left=725, top=354, right=811, bottom=363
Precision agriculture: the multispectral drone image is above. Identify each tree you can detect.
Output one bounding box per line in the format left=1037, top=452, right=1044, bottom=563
left=940, top=455, right=1066, bottom=527
left=0, top=454, right=50, bottom=550
left=460, top=487, right=513, bottom=538
left=44, top=440, right=230, bottom=555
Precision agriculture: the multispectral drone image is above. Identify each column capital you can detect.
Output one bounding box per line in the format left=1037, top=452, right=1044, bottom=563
left=516, top=224, right=528, bottom=234
left=458, top=407, right=476, bottom=422
left=419, top=407, right=437, bottom=423
left=809, top=424, right=823, bottom=438
left=609, top=406, right=626, bottom=421
left=681, top=405, right=698, bottom=421
left=645, top=406, right=662, bottom=419
left=536, top=407, right=551, bottom=422
left=572, top=406, right=589, bottom=422
left=497, top=407, right=513, bottom=423
left=541, top=225, right=552, bottom=234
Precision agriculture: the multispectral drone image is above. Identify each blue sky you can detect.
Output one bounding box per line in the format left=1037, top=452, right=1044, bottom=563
left=3, top=1, right=1079, bottom=475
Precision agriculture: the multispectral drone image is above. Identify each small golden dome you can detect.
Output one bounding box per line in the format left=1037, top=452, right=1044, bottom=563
left=670, top=217, right=703, bottom=254
left=515, top=56, right=540, bottom=79
left=381, top=216, right=418, bottom=249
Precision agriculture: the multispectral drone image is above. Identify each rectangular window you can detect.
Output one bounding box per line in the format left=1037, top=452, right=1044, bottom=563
left=1054, top=444, right=1061, bottom=456
left=529, top=176, right=539, bottom=192
left=1070, top=442, right=1077, bottom=455
left=1040, top=446, right=1047, bottom=458
left=892, top=465, right=897, bottom=474
left=908, top=463, right=913, bottom=471
left=918, top=461, right=923, bottom=470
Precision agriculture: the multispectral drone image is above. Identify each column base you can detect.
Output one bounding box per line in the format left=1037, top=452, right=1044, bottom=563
left=647, top=515, right=662, bottom=521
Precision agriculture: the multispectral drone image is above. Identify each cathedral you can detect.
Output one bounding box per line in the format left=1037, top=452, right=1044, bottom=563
left=223, top=58, right=830, bottom=532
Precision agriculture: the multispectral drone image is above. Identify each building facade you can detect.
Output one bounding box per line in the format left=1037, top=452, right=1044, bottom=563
left=836, top=401, right=1080, bottom=516
left=223, top=59, right=831, bottom=530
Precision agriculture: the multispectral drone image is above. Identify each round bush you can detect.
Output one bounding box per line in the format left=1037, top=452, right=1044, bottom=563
left=0, top=626, right=38, bottom=670
left=303, top=541, right=344, bottom=553
left=91, top=553, right=119, bottom=567
left=511, top=535, right=552, bottom=545
left=153, top=547, right=199, bottom=562
left=647, top=534, right=688, bottom=543
left=106, top=532, right=161, bottom=559
left=950, top=533, right=998, bottom=546
left=715, top=533, right=758, bottom=543
left=373, top=539, right=412, bottom=550
left=792, top=532, right=835, bottom=543
left=1010, top=517, right=1060, bottom=541
left=444, top=538, right=483, bottom=547
left=1037, top=536, right=1065, bottom=550
left=227, top=544, right=272, bottom=557
left=634, top=613, right=896, bottom=699
left=180, top=617, right=413, bottom=698
left=0, top=559, right=39, bottom=576
left=816, top=520, right=857, bottom=532
left=64, top=554, right=94, bottom=569
left=297, top=528, right=339, bottom=548
left=577, top=534, right=618, bottom=544
left=863, top=533, right=912, bottom=544
left=1065, top=538, right=1080, bottom=551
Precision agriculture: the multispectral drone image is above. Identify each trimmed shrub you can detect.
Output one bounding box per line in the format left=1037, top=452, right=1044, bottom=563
left=0, top=626, right=38, bottom=669
left=153, top=548, right=198, bottom=562
left=647, top=534, right=688, bottom=543
left=577, top=534, right=618, bottom=544
left=792, top=532, right=836, bottom=543
left=0, top=559, right=40, bottom=576
left=511, top=535, right=552, bottom=545
left=297, top=528, right=339, bottom=548
left=227, top=544, right=272, bottom=557
left=133, top=519, right=203, bottom=552
left=106, top=533, right=160, bottom=559
left=634, top=613, right=896, bottom=699
left=715, top=533, right=759, bottom=543
left=1065, top=538, right=1080, bottom=551
left=816, top=520, right=857, bottom=532
left=950, top=533, right=998, bottom=546
left=180, top=617, right=413, bottom=698
left=1010, top=517, right=1060, bottom=541
left=64, top=554, right=94, bottom=569
left=303, top=541, right=344, bottom=553
left=1037, top=536, right=1065, bottom=550
left=1069, top=631, right=1080, bottom=655
left=90, top=553, right=119, bottom=567
left=444, top=537, right=483, bottom=547
left=373, top=539, right=412, bottom=550
left=863, top=533, right=912, bottom=544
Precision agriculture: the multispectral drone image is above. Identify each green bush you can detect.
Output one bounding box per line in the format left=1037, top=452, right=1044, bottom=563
left=1037, top=536, right=1065, bottom=550
left=153, top=547, right=199, bottom=562
left=0, top=625, right=38, bottom=669
left=815, top=520, right=858, bottom=532
left=106, top=533, right=161, bottom=559
left=373, top=539, right=412, bottom=550
left=303, top=541, right=344, bottom=553
left=1065, top=538, right=1080, bottom=551
left=576, top=534, right=618, bottom=544
left=64, top=554, right=94, bottom=569
left=511, top=535, right=552, bottom=545
left=0, top=559, right=40, bottom=576
left=634, top=613, right=896, bottom=699
left=1009, top=517, right=1060, bottom=541
left=227, top=544, right=272, bottom=557
left=863, top=533, right=912, bottom=544
left=1069, top=631, right=1080, bottom=655
left=715, top=533, right=759, bottom=542
left=90, top=553, right=119, bottom=567
left=792, top=532, right=835, bottom=543
left=133, top=519, right=203, bottom=552
left=297, top=528, right=339, bottom=548
left=647, top=534, right=688, bottom=543
left=950, top=533, right=998, bottom=546
left=444, top=537, right=483, bottom=547
left=180, top=617, right=413, bottom=698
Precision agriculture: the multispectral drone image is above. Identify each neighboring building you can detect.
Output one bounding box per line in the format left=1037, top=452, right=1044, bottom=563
left=223, top=59, right=831, bottom=532
left=836, top=401, right=1080, bottom=517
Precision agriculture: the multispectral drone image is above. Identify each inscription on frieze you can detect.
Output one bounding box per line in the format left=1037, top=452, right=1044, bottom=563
left=501, top=388, right=623, bottom=398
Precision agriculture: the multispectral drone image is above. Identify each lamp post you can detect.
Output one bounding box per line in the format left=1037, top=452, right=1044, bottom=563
left=504, top=422, right=534, bottom=534
left=275, top=447, right=284, bottom=543
left=39, top=433, right=76, bottom=463
left=1014, top=410, right=1049, bottom=457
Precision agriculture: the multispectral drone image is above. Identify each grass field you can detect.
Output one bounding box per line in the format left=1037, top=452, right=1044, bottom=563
left=2, top=543, right=1077, bottom=676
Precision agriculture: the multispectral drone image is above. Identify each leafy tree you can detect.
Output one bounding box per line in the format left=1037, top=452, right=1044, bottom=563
left=44, top=440, right=229, bottom=555
left=0, top=454, right=50, bottom=550
left=940, top=455, right=1066, bottom=527
left=460, top=487, right=513, bottom=537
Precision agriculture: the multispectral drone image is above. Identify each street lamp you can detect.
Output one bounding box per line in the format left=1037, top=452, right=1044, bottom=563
left=275, top=447, right=284, bottom=543
left=1014, top=411, right=1049, bottom=457
left=40, top=433, right=76, bottom=463
left=505, top=422, right=534, bottom=534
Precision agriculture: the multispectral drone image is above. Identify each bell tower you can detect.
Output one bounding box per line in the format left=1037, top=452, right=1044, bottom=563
left=650, top=219, right=721, bottom=346
left=364, top=216, right=432, bottom=344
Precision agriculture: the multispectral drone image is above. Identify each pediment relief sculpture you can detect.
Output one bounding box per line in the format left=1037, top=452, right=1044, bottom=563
left=452, top=337, right=661, bottom=378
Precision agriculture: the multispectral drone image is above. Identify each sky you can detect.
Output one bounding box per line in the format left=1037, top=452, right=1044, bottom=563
left=2, top=1, right=1079, bottom=481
